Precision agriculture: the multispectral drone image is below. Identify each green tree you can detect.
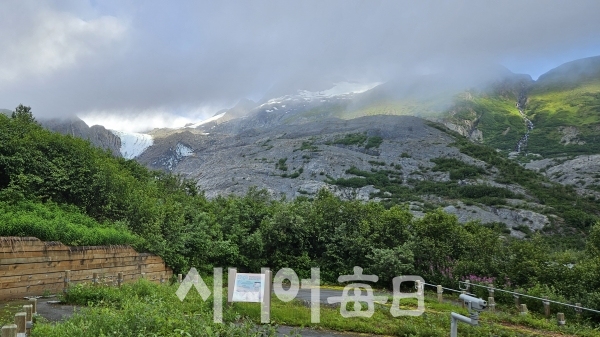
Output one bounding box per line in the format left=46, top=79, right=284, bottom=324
left=411, top=210, right=468, bottom=284
left=587, top=222, right=600, bottom=258
left=262, top=203, right=313, bottom=275
left=11, top=104, right=36, bottom=124
left=366, top=243, right=414, bottom=287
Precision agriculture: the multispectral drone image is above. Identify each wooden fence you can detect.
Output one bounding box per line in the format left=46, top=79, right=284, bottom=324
left=0, top=237, right=172, bottom=300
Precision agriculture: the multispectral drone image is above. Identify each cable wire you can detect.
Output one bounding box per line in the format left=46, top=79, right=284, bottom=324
left=422, top=281, right=600, bottom=315
left=423, top=282, right=464, bottom=294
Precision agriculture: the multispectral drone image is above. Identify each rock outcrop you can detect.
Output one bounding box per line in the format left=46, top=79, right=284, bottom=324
left=40, top=117, right=122, bottom=157
left=527, top=154, right=600, bottom=196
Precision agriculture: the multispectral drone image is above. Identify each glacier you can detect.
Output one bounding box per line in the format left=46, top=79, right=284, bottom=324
left=110, top=130, right=154, bottom=159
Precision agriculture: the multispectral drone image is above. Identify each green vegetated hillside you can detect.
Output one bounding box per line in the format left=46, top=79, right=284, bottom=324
left=369, top=94, right=526, bottom=153
left=468, top=57, right=600, bottom=157
left=435, top=59, right=600, bottom=158
left=326, top=79, right=532, bottom=153
left=443, top=93, right=526, bottom=151
left=320, top=56, right=600, bottom=158
left=525, top=56, right=600, bottom=156
left=334, top=96, right=450, bottom=120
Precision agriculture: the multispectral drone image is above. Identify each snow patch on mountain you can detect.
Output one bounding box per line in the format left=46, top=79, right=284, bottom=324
left=163, top=143, right=194, bottom=171
left=110, top=130, right=153, bottom=159
left=264, top=81, right=381, bottom=106
left=302, top=81, right=381, bottom=98
left=187, top=112, right=226, bottom=128
left=175, top=143, right=193, bottom=157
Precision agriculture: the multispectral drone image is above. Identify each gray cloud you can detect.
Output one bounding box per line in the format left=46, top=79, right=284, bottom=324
left=1, top=0, right=599, bottom=130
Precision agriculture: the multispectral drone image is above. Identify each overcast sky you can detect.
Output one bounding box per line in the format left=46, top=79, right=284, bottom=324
left=1, top=0, right=599, bottom=132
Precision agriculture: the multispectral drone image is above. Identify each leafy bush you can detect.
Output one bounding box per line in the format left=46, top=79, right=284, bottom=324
left=329, top=133, right=383, bottom=149
left=365, top=136, right=383, bottom=149
left=512, top=224, right=532, bottom=234
left=276, top=158, right=288, bottom=171
left=413, top=180, right=515, bottom=205
left=430, top=157, right=486, bottom=180
left=294, top=141, right=319, bottom=152
left=331, top=133, right=367, bottom=146
left=481, top=222, right=510, bottom=234
left=328, top=166, right=393, bottom=188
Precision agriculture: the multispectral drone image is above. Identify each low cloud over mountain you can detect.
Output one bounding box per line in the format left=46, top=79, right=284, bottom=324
left=1, top=1, right=600, bottom=131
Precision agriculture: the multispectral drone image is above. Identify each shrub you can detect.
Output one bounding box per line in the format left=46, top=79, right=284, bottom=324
left=365, top=136, right=383, bottom=149
left=332, top=133, right=367, bottom=146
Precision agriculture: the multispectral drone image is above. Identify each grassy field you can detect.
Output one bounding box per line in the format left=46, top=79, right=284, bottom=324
left=0, top=299, right=31, bottom=327
left=2, top=277, right=595, bottom=336
left=27, top=280, right=282, bottom=337
left=235, top=289, right=600, bottom=337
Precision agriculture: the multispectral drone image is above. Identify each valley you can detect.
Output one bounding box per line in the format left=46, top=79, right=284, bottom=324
left=3, top=55, right=600, bottom=336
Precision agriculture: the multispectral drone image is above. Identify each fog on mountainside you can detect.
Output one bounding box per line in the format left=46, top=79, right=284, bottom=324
left=2, top=1, right=600, bottom=129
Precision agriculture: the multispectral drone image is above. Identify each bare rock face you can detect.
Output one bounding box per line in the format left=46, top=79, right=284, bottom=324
left=558, top=126, right=586, bottom=145
left=527, top=155, right=600, bottom=197
left=443, top=203, right=549, bottom=238
left=89, top=125, right=122, bottom=154
left=40, top=117, right=122, bottom=157
left=441, top=120, right=483, bottom=142
left=469, top=129, right=483, bottom=142
left=495, top=208, right=549, bottom=231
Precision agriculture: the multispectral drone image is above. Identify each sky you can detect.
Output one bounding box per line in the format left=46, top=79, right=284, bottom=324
left=1, top=0, right=599, bottom=132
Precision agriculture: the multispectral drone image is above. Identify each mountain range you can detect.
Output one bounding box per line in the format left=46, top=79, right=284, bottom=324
left=20, top=55, right=600, bottom=237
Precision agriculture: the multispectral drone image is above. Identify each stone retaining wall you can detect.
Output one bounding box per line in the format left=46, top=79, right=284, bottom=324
left=0, top=237, right=172, bottom=299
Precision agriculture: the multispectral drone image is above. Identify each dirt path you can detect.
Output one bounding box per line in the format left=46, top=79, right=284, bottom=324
left=277, top=326, right=385, bottom=337
left=35, top=297, right=79, bottom=322
left=496, top=321, right=577, bottom=337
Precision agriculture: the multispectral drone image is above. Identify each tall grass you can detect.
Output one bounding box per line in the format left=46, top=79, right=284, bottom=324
left=0, top=200, right=143, bottom=247
left=33, top=280, right=287, bottom=337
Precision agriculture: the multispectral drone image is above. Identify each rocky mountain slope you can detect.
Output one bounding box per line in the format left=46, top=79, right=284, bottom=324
left=138, top=115, right=451, bottom=199
left=136, top=112, right=598, bottom=237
